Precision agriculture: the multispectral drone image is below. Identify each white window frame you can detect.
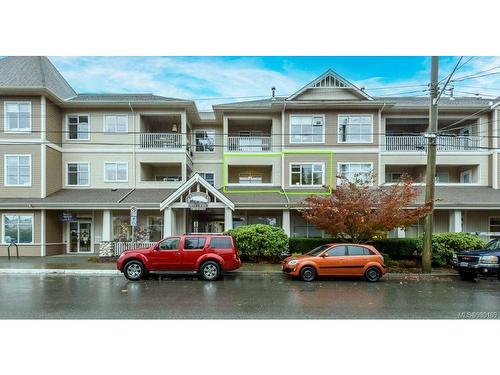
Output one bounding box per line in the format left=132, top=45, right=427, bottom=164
left=1, top=213, right=34, bottom=244
left=4, top=154, right=32, bottom=187
left=194, top=129, right=216, bottom=153
left=337, top=162, right=373, bottom=185
left=460, top=169, right=473, bottom=184
left=66, top=114, right=90, bottom=141
left=104, top=162, right=129, bottom=183
left=289, top=163, right=325, bottom=187
left=289, top=114, right=325, bottom=144
left=198, top=172, right=215, bottom=186
left=337, top=114, right=374, bottom=144
left=103, top=114, right=128, bottom=133
left=389, top=172, right=404, bottom=183
left=4, top=101, right=32, bottom=133
left=66, top=162, right=90, bottom=187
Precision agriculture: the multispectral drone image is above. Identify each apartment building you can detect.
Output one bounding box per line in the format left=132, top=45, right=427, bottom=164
left=1, top=56, right=500, bottom=256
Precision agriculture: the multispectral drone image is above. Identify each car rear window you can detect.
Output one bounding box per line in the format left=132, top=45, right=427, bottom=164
left=347, top=245, right=372, bottom=255
left=184, top=237, right=206, bottom=250
left=209, top=237, right=232, bottom=249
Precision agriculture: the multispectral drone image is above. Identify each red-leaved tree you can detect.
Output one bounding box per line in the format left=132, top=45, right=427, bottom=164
left=301, top=174, right=430, bottom=243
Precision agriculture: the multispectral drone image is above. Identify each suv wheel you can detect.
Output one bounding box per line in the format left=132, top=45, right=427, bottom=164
left=200, top=261, right=221, bottom=281
left=300, top=266, right=316, bottom=282
left=124, top=260, right=145, bottom=281
left=364, top=267, right=381, bottom=282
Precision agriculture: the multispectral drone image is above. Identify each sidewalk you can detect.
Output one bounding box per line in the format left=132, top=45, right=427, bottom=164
left=0, top=255, right=458, bottom=278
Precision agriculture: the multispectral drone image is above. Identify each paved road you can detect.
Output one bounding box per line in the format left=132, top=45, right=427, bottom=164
left=0, top=273, right=498, bottom=319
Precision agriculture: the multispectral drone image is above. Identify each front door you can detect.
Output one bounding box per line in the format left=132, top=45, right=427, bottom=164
left=68, top=221, right=92, bottom=253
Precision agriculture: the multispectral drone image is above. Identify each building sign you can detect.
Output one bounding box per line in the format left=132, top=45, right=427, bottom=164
left=130, top=206, right=137, bottom=226
left=187, top=192, right=209, bottom=211
left=58, top=212, right=77, bottom=222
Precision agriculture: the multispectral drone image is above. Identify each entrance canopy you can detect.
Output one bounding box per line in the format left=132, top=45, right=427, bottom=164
left=160, top=173, right=234, bottom=211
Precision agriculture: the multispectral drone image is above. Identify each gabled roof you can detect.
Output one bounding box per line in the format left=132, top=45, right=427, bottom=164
left=160, top=173, right=234, bottom=210
left=0, top=56, right=76, bottom=100
left=287, top=69, right=372, bottom=101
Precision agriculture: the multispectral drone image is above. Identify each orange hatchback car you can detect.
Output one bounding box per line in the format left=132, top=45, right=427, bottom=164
left=282, top=243, right=387, bottom=282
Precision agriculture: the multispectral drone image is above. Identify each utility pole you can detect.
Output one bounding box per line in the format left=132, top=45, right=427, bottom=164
left=422, top=56, right=439, bottom=273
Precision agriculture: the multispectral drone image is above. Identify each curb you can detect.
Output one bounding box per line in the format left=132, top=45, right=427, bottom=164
left=0, top=268, right=459, bottom=278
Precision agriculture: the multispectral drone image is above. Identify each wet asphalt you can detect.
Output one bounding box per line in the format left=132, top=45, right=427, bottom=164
left=0, top=273, right=498, bottom=319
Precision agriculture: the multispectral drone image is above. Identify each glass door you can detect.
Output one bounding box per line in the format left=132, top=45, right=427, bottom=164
left=68, top=221, right=92, bottom=253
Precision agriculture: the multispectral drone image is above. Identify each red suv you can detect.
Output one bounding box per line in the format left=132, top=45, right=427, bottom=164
left=117, top=234, right=241, bottom=281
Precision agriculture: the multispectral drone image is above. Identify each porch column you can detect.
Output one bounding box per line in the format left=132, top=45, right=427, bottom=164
left=449, top=210, right=462, bottom=232
left=102, top=210, right=111, bottom=241
left=224, top=207, right=233, bottom=231
left=40, top=209, right=46, bottom=256
left=163, top=208, right=173, bottom=236
left=282, top=209, right=291, bottom=236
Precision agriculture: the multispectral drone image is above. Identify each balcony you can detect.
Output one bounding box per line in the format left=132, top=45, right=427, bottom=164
left=139, top=132, right=183, bottom=149
left=385, top=135, right=481, bottom=152
left=227, top=136, right=272, bottom=152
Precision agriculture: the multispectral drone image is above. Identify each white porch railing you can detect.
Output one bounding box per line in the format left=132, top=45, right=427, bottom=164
left=139, top=133, right=183, bottom=149
left=385, top=135, right=481, bottom=151
left=99, top=241, right=156, bottom=257
left=227, top=136, right=272, bottom=152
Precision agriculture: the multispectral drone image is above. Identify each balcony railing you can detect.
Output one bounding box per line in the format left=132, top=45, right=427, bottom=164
left=227, top=136, right=272, bottom=152
left=139, top=133, right=182, bottom=149
left=385, top=135, right=481, bottom=152
left=99, top=241, right=156, bottom=257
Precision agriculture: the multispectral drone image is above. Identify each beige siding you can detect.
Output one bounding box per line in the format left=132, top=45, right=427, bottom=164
left=46, top=99, right=62, bottom=145
left=46, top=147, right=62, bottom=195
left=0, top=210, right=41, bottom=256
left=284, top=109, right=379, bottom=148
left=294, top=88, right=362, bottom=101
left=46, top=210, right=64, bottom=255
left=0, top=96, right=41, bottom=140
left=0, top=144, right=41, bottom=198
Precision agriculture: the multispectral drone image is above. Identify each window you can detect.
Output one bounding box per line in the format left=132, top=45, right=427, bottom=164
left=326, top=246, right=346, bottom=256
left=195, top=130, right=215, bottom=152
left=239, top=174, right=263, bottom=184
left=148, top=216, right=163, bottom=242
left=199, top=172, right=215, bottom=186
left=249, top=216, right=279, bottom=226
left=338, top=115, right=373, bottom=143
left=389, top=172, right=404, bottom=182
left=67, top=115, right=90, bottom=140
left=209, top=237, right=232, bottom=249
left=159, top=237, right=180, bottom=250
left=347, top=245, right=371, bottom=256
left=104, top=162, right=128, bottom=182
left=5, top=102, right=31, bottom=132
left=112, top=216, right=131, bottom=241
left=290, top=115, right=324, bottom=143
left=460, top=170, right=472, bottom=183
left=290, top=163, right=324, bottom=186
left=184, top=237, right=206, bottom=250
left=338, top=163, right=372, bottom=183
left=435, top=172, right=450, bottom=183
left=104, top=115, right=128, bottom=133
left=292, top=215, right=322, bottom=238
left=2, top=214, right=33, bottom=244
left=489, top=218, right=500, bottom=239
left=4, top=155, right=31, bottom=186
left=67, top=163, right=89, bottom=186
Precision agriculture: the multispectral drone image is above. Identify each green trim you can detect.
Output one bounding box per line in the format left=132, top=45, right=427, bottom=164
left=222, top=150, right=334, bottom=195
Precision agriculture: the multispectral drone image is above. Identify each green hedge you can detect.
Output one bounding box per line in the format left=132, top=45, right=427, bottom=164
left=416, top=232, right=485, bottom=266
left=226, top=224, right=289, bottom=262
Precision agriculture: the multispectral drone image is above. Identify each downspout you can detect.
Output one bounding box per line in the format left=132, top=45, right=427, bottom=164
left=129, top=102, right=137, bottom=189
left=378, top=103, right=386, bottom=186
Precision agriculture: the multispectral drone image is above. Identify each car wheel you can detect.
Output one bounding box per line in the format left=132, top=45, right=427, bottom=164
left=459, top=271, right=476, bottom=280
left=200, top=261, right=221, bottom=281
left=124, top=260, right=145, bottom=281
left=300, top=266, right=316, bottom=282
left=364, top=267, right=381, bottom=282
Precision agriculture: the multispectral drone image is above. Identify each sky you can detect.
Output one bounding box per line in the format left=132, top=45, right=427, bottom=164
left=49, top=56, right=500, bottom=110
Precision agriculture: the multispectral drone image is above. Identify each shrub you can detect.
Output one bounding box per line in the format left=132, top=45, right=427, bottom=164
left=226, top=224, right=289, bottom=262
left=416, top=232, right=485, bottom=266
left=288, top=237, right=341, bottom=254
left=368, top=238, right=419, bottom=260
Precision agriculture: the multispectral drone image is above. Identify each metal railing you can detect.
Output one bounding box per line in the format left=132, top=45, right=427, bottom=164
left=7, top=241, right=19, bottom=259
left=227, top=136, right=272, bottom=152
left=139, top=133, right=183, bottom=149
left=100, top=241, right=156, bottom=257
left=385, top=135, right=481, bottom=151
